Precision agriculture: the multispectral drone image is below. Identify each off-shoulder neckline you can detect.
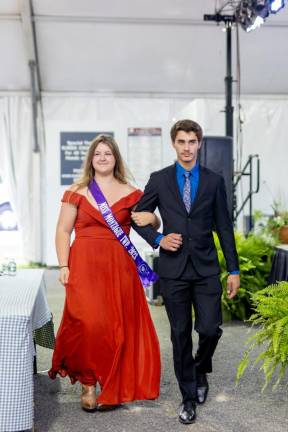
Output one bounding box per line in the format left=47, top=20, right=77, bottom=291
left=65, top=189, right=142, bottom=212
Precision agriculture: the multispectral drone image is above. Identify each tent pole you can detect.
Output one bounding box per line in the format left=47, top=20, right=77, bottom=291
left=20, top=0, right=45, bottom=263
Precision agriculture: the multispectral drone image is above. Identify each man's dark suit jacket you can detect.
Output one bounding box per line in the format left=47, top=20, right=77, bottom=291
left=133, top=163, right=239, bottom=279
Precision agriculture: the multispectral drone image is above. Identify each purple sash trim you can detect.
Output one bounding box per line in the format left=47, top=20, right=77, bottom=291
left=88, top=179, right=158, bottom=287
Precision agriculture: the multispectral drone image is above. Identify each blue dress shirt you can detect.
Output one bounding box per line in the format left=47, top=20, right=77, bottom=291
left=175, top=161, right=200, bottom=204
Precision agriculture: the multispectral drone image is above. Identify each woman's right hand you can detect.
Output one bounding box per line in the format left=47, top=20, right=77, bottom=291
left=131, top=211, right=154, bottom=227
left=59, top=267, right=70, bottom=285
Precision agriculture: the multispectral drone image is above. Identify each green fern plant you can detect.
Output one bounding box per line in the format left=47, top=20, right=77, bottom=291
left=236, top=281, right=288, bottom=390
left=214, top=232, right=274, bottom=321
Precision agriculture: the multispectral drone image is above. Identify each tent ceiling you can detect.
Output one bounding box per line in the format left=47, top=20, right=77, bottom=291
left=0, top=0, right=288, bottom=95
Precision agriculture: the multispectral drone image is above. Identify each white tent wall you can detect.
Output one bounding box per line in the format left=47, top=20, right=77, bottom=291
left=0, top=95, right=42, bottom=262
left=43, top=94, right=288, bottom=265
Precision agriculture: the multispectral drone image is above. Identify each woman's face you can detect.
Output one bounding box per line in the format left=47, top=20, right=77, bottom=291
left=92, top=142, right=116, bottom=176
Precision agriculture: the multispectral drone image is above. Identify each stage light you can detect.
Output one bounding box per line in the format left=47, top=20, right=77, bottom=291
left=246, top=15, right=265, bottom=31
left=236, top=1, right=258, bottom=31
left=209, top=0, right=286, bottom=33
left=254, top=0, right=267, bottom=11
left=236, top=0, right=278, bottom=31
left=270, top=0, right=285, bottom=13
left=253, top=0, right=270, bottom=18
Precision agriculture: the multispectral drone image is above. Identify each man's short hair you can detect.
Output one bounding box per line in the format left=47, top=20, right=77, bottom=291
left=170, top=119, right=203, bottom=143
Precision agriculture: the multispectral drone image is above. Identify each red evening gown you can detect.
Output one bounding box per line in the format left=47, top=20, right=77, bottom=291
left=48, top=190, right=161, bottom=405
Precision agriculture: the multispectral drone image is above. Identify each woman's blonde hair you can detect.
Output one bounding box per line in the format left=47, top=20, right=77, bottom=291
left=75, top=134, right=128, bottom=189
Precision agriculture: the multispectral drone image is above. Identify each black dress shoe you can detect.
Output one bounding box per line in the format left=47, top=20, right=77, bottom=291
left=196, top=373, right=209, bottom=404
left=178, top=401, right=196, bottom=424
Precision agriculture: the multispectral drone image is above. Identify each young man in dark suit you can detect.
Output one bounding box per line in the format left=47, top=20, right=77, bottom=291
left=131, top=119, right=240, bottom=425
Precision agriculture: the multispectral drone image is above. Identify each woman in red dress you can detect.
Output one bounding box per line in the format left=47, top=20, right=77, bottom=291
left=49, top=135, right=161, bottom=411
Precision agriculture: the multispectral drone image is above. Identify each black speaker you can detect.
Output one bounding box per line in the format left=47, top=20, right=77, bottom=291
left=199, top=136, right=233, bottom=217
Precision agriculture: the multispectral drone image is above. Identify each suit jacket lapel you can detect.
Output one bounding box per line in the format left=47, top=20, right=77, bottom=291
left=165, top=163, right=188, bottom=214
left=189, top=165, right=205, bottom=214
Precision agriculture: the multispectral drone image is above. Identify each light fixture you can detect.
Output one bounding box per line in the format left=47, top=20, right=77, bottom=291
left=270, top=0, right=286, bottom=13
left=246, top=15, right=265, bottom=31
left=254, top=0, right=267, bottom=11
left=236, top=1, right=260, bottom=31
left=236, top=0, right=286, bottom=31
left=253, top=0, right=270, bottom=18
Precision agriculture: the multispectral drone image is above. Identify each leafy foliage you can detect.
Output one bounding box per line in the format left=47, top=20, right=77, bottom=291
left=214, top=232, right=274, bottom=321
left=236, top=281, right=288, bottom=390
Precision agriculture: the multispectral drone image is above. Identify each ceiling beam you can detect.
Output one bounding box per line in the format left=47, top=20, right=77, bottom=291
left=1, top=13, right=288, bottom=27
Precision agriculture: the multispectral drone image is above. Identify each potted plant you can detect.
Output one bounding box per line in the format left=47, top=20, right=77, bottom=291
left=253, top=203, right=288, bottom=244
left=267, top=210, right=288, bottom=244
left=278, top=213, right=288, bottom=244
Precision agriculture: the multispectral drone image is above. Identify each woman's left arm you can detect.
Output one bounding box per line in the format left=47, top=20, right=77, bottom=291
left=131, top=210, right=161, bottom=229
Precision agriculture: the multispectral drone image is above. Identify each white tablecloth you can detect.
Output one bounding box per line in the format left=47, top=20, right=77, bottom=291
left=277, top=244, right=288, bottom=251
left=0, top=269, right=52, bottom=432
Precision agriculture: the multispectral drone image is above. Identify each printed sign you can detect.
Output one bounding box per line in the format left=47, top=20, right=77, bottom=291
left=127, top=128, right=162, bottom=189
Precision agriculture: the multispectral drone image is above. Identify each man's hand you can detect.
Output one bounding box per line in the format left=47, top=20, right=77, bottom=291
left=227, top=274, right=240, bottom=299
left=159, top=233, right=182, bottom=251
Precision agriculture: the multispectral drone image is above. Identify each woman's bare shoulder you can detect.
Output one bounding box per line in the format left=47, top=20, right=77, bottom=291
left=124, top=183, right=138, bottom=193
left=67, top=184, right=88, bottom=196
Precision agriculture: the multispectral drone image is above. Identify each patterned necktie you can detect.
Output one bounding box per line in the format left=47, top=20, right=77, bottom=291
left=183, top=172, right=191, bottom=213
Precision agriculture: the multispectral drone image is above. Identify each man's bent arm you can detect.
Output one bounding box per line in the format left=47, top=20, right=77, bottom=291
left=131, top=173, right=161, bottom=248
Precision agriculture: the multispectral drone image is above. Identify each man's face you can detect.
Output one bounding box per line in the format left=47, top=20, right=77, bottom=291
left=172, top=130, right=201, bottom=166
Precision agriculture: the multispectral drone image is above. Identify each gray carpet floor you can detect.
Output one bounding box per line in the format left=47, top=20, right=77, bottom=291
left=33, top=270, right=288, bottom=432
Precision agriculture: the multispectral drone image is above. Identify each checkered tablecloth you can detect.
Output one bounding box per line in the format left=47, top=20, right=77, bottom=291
left=0, top=269, right=52, bottom=432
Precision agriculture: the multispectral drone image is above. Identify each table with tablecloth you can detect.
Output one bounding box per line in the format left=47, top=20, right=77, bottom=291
left=0, top=269, right=53, bottom=432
